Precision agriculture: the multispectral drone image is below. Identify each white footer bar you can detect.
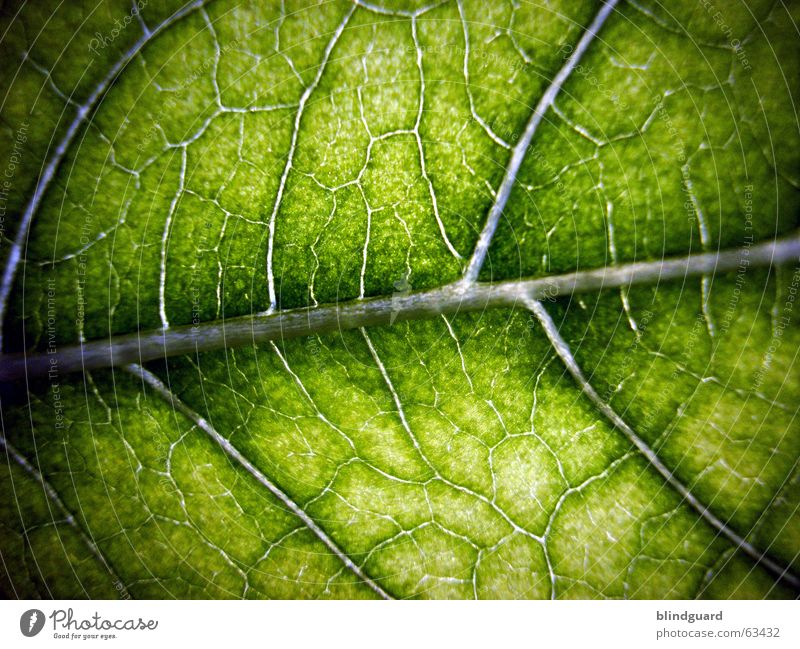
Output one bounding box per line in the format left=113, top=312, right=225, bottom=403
left=1, top=599, right=797, bottom=648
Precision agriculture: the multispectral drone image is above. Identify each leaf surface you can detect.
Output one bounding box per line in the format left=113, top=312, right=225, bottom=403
left=1, top=0, right=799, bottom=599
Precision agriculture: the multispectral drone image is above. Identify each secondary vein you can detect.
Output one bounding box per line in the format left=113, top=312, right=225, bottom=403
left=126, top=362, right=394, bottom=600
left=524, top=297, right=800, bottom=591
left=265, top=4, right=356, bottom=311
left=0, top=433, right=126, bottom=595
left=462, top=0, right=619, bottom=282
left=0, top=0, right=210, bottom=348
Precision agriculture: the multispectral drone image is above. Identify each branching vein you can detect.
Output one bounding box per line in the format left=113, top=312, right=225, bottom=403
left=2, top=232, right=796, bottom=381
left=265, top=4, right=356, bottom=311
left=0, top=433, right=125, bottom=595
left=463, top=0, right=620, bottom=282
left=524, top=297, right=800, bottom=591
left=0, top=0, right=210, bottom=347
left=126, top=362, right=393, bottom=600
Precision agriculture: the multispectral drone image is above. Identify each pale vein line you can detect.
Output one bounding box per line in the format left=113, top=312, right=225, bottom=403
left=361, top=327, right=545, bottom=544
left=524, top=297, right=800, bottom=591
left=606, top=199, right=639, bottom=333
left=3, top=232, right=797, bottom=382
left=0, top=433, right=124, bottom=592
left=463, top=0, right=620, bottom=282
left=411, top=16, right=462, bottom=260
left=361, top=328, right=419, bottom=448
left=269, top=341, right=356, bottom=451
left=683, top=165, right=717, bottom=338
left=127, top=362, right=393, bottom=600
left=441, top=314, right=473, bottom=390
left=0, top=0, right=209, bottom=347
left=159, top=147, right=187, bottom=329
left=358, top=188, right=372, bottom=299
left=265, top=4, right=356, bottom=311
left=456, top=0, right=511, bottom=149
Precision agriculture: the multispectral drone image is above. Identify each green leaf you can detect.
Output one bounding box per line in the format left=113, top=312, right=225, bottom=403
left=1, top=0, right=799, bottom=599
